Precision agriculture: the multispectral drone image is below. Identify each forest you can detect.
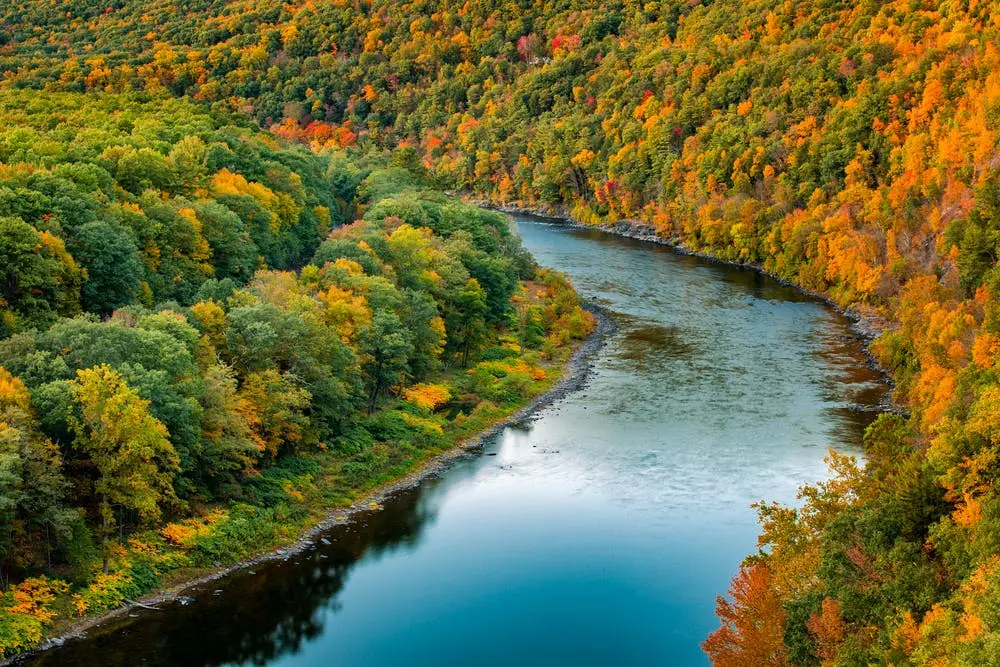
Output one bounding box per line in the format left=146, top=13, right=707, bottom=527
left=2, top=0, right=1000, bottom=663
left=0, top=90, right=593, bottom=655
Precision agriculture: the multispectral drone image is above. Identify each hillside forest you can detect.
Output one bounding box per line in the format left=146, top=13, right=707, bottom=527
left=0, top=90, right=594, bottom=656
left=2, top=0, right=1000, bottom=663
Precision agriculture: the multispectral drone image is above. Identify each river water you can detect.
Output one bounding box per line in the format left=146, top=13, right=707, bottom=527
left=25, top=216, right=886, bottom=666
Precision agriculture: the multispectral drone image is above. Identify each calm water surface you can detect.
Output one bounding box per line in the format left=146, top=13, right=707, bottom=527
left=27, top=217, right=886, bottom=667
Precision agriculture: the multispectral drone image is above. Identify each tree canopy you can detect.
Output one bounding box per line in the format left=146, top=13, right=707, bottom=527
left=0, top=91, right=594, bottom=657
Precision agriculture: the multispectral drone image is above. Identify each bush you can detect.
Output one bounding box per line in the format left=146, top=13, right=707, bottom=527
left=480, top=346, right=519, bottom=361
left=242, top=475, right=290, bottom=508
left=402, top=382, right=451, bottom=411
left=332, top=421, right=376, bottom=455
left=243, top=457, right=322, bottom=507
left=0, top=577, right=70, bottom=658
left=72, top=568, right=145, bottom=617
left=341, top=443, right=391, bottom=486
left=189, top=504, right=278, bottom=566
left=463, top=359, right=539, bottom=404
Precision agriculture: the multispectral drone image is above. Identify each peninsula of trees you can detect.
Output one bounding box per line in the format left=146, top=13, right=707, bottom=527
left=0, top=91, right=593, bottom=656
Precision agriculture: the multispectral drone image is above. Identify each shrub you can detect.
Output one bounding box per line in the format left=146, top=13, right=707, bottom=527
left=189, top=504, right=278, bottom=566
left=403, top=382, right=451, bottom=411
left=0, top=577, right=70, bottom=657
left=72, top=568, right=144, bottom=617
left=480, top=346, right=519, bottom=361
left=160, top=510, right=228, bottom=546
left=341, top=444, right=391, bottom=486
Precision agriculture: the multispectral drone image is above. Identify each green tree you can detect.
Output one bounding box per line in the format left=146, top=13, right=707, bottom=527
left=0, top=369, right=69, bottom=586
left=360, top=311, right=414, bottom=414
left=193, top=200, right=259, bottom=282
left=72, top=222, right=142, bottom=314
left=447, top=278, right=488, bottom=367
left=0, top=217, right=66, bottom=333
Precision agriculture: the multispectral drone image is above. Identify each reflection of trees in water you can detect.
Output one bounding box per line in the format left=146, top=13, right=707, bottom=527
left=810, top=320, right=891, bottom=448
left=27, top=484, right=441, bottom=667
left=571, top=226, right=814, bottom=304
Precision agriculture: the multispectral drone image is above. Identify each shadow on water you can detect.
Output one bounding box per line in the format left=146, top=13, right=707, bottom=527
left=23, top=481, right=448, bottom=667
left=617, top=321, right=698, bottom=365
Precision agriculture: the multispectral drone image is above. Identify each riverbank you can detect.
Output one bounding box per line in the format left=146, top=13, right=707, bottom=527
left=477, top=200, right=901, bottom=415
left=5, top=303, right=615, bottom=666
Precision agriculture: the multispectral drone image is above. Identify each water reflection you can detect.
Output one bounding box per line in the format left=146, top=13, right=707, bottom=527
left=27, top=482, right=448, bottom=667
left=618, top=320, right=699, bottom=365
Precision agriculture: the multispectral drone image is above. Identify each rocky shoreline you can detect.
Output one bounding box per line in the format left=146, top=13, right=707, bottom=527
left=6, top=303, right=616, bottom=666
left=481, top=200, right=903, bottom=415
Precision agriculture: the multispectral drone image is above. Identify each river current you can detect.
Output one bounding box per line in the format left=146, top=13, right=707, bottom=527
left=25, top=216, right=886, bottom=666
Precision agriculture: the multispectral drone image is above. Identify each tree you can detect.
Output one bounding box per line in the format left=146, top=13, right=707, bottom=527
left=113, top=147, right=175, bottom=194
left=360, top=311, right=414, bottom=414
left=401, top=289, right=446, bottom=378
left=0, top=369, right=69, bottom=586
left=311, top=238, right=382, bottom=275
left=72, top=222, right=142, bottom=314
left=197, top=363, right=258, bottom=484
left=237, top=369, right=314, bottom=458
left=460, top=251, right=517, bottom=323
left=447, top=278, right=488, bottom=367
left=806, top=597, right=846, bottom=663
left=69, top=365, right=178, bottom=573
left=703, top=563, right=789, bottom=666
left=512, top=289, right=545, bottom=350
left=0, top=218, right=68, bottom=333
left=192, top=201, right=259, bottom=283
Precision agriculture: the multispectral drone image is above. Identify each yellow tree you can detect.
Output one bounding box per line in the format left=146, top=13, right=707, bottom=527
left=0, top=369, right=68, bottom=582
left=69, top=365, right=179, bottom=573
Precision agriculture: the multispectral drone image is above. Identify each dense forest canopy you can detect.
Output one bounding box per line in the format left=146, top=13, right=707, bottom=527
left=0, top=86, right=594, bottom=656
left=0, top=91, right=351, bottom=334
left=5, top=1, right=998, bottom=303
left=2, top=0, right=1000, bottom=663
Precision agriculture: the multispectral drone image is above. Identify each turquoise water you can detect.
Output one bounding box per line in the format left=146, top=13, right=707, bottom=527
left=25, top=217, right=885, bottom=666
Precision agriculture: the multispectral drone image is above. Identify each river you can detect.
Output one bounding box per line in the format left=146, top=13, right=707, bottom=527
left=24, top=215, right=887, bottom=666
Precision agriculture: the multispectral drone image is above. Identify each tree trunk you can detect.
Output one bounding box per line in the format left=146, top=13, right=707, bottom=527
left=102, top=493, right=109, bottom=575
left=368, top=380, right=381, bottom=415
left=368, top=360, right=382, bottom=414
left=2, top=525, right=11, bottom=590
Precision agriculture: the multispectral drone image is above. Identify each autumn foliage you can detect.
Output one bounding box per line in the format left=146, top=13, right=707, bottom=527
left=0, top=89, right=594, bottom=656
left=703, top=564, right=787, bottom=666
left=2, top=0, right=1000, bottom=662
left=403, top=383, right=451, bottom=412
